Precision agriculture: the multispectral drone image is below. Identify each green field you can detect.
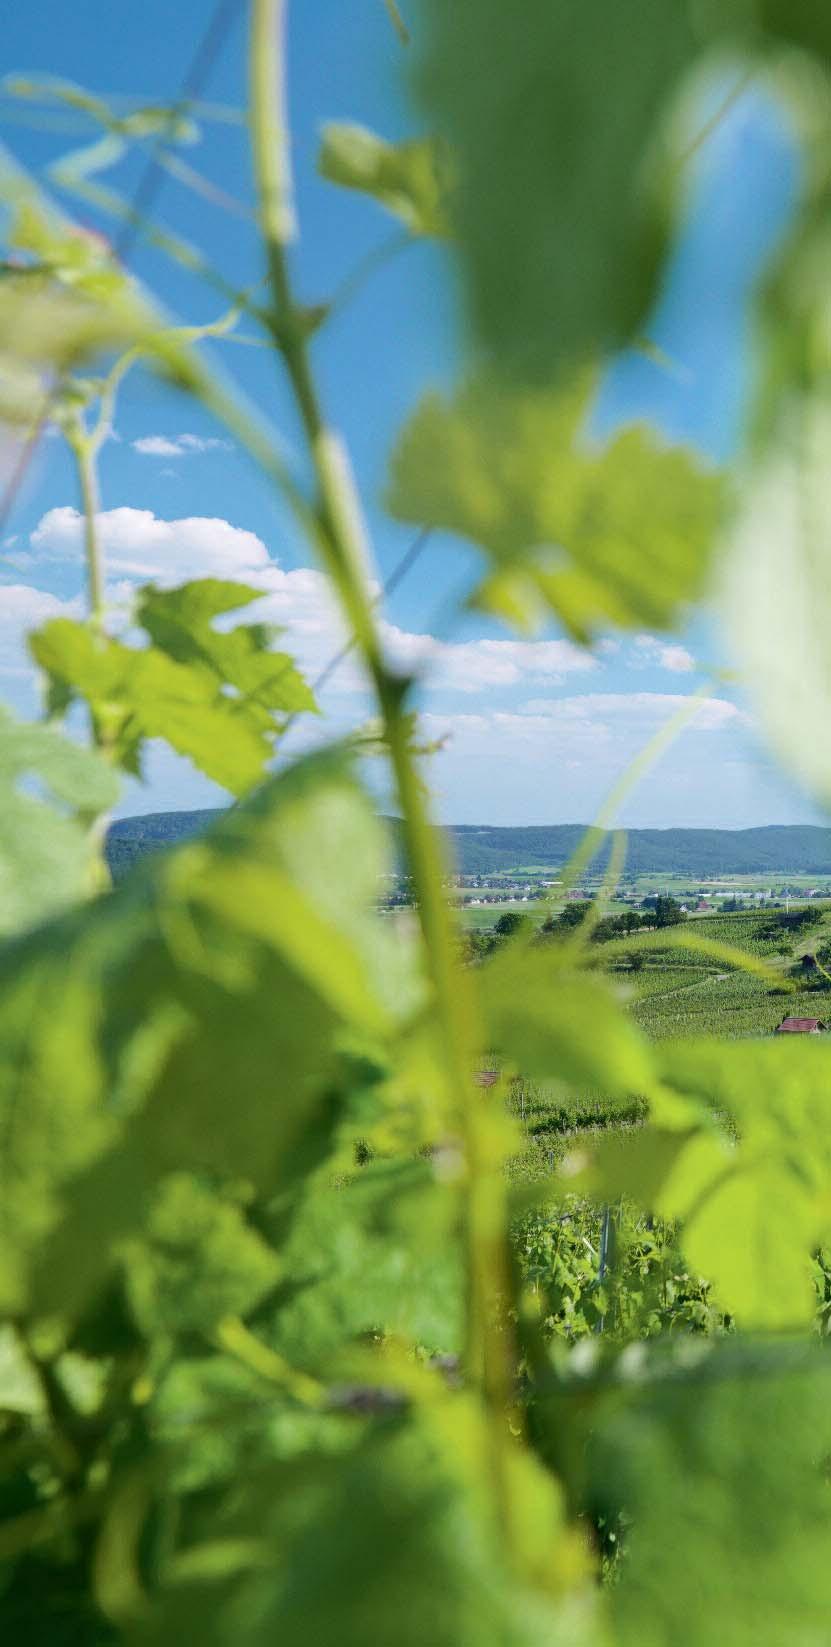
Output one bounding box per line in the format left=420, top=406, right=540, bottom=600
left=464, top=896, right=831, bottom=1035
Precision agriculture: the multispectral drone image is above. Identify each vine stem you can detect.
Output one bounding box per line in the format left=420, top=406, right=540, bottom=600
left=249, top=0, right=521, bottom=1557
left=65, top=411, right=114, bottom=894
left=74, top=427, right=104, bottom=627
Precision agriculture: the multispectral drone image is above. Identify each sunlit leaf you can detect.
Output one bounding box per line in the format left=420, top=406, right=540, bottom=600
left=413, top=0, right=700, bottom=379
left=0, top=749, right=416, bottom=1316
left=136, top=579, right=316, bottom=718
left=479, top=946, right=653, bottom=1096
left=137, top=1399, right=592, bottom=1647
left=722, top=393, right=831, bottom=810
left=318, top=123, right=447, bottom=236
left=124, top=1173, right=281, bottom=1338
left=591, top=1351, right=831, bottom=1647
left=30, top=579, right=316, bottom=793
left=0, top=703, right=116, bottom=935
left=660, top=1039, right=831, bottom=1325
left=389, top=371, right=724, bottom=639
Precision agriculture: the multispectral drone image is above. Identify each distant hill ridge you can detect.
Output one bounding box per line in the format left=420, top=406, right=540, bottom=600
left=106, top=811, right=831, bottom=879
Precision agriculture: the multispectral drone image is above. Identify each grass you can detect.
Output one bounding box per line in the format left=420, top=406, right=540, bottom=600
left=456, top=899, right=539, bottom=929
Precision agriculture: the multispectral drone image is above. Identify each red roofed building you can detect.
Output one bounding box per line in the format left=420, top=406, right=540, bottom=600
left=774, top=1017, right=827, bottom=1034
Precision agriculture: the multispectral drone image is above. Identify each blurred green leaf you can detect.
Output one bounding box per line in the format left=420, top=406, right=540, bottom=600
left=585, top=1039, right=831, bottom=1327
left=388, top=372, right=723, bottom=639
left=591, top=1351, right=831, bottom=1647
left=723, top=393, right=831, bottom=811
left=758, top=2, right=831, bottom=59
left=0, top=927, right=125, bottom=1312
left=318, top=122, right=447, bottom=235
left=124, top=1174, right=280, bottom=1339
left=479, top=947, right=653, bottom=1096
left=149, top=1351, right=363, bottom=1495
left=0, top=167, right=160, bottom=374
left=263, top=1158, right=462, bottom=1368
left=0, top=704, right=116, bottom=935
left=0, top=749, right=416, bottom=1316
left=413, top=0, right=699, bottom=379
left=652, top=1040, right=831, bottom=1326
left=137, top=1401, right=592, bottom=1647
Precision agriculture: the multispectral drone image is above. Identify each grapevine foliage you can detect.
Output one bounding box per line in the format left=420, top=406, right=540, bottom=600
left=1, top=2, right=831, bottom=1643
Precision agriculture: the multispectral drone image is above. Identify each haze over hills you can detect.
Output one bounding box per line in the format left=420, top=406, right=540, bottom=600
left=106, top=811, right=831, bottom=880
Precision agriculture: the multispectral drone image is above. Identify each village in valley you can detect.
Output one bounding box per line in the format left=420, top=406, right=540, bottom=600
left=382, top=862, right=831, bottom=1041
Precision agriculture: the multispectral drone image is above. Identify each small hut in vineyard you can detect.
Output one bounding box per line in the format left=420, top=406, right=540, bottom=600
left=774, top=1016, right=827, bottom=1034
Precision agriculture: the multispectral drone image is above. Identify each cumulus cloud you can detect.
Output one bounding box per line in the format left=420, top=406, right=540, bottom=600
left=632, top=633, right=696, bottom=673
left=417, top=693, right=746, bottom=787
left=132, top=433, right=232, bottom=458
left=2, top=549, right=36, bottom=573
left=518, top=691, right=743, bottom=731
left=18, top=506, right=727, bottom=769
left=234, top=584, right=598, bottom=697
left=0, top=585, right=80, bottom=678
left=381, top=630, right=596, bottom=692
left=31, top=507, right=271, bottom=582
left=25, top=508, right=602, bottom=699
left=416, top=692, right=753, bottom=824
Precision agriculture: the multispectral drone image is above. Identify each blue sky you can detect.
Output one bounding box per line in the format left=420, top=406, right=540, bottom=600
left=0, top=1, right=821, bottom=828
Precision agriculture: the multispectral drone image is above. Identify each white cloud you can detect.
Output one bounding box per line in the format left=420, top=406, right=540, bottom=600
left=2, top=549, right=35, bottom=573
left=380, top=629, right=596, bottom=693
left=632, top=633, right=696, bottom=673
left=416, top=693, right=745, bottom=778
left=518, top=691, right=744, bottom=731
left=20, top=507, right=717, bottom=749
left=0, top=585, right=80, bottom=678
left=31, top=507, right=271, bottom=582
left=24, top=508, right=599, bottom=696
left=659, top=645, right=696, bottom=673
left=415, top=693, right=754, bottom=825
left=132, top=433, right=231, bottom=458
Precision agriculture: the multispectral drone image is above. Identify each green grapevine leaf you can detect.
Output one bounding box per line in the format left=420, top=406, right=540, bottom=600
left=592, top=1352, right=831, bottom=1647
left=124, top=1174, right=281, bottom=1339
left=0, top=704, right=116, bottom=935
left=478, top=947, right=654, bottom=1096
left=388, top=372, right=724, bottom=639
left=413, top=0, right=699, bottom=379
left=149, top=1351, right=361, bottom=1495
left=0, top=1325, right=45, bottom=1415
left=30, top=579, right=316, bottom=793
left=598, top=1039, right=831, bottom=1327
left=722, top=394, right=831, bottom=812
left=0, top=931, right=125, bottom=1311
left=30, top=618, right=272, bottom=791
left=136, top=1401, right=592, bottom=1647
left=135, top=580, right=315, bottom=718
left=262, top=1158, right=462, bottom=1368
left=318, top=123, right=448, bottom=236
left=0, top=748, right=415, bottom=1316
